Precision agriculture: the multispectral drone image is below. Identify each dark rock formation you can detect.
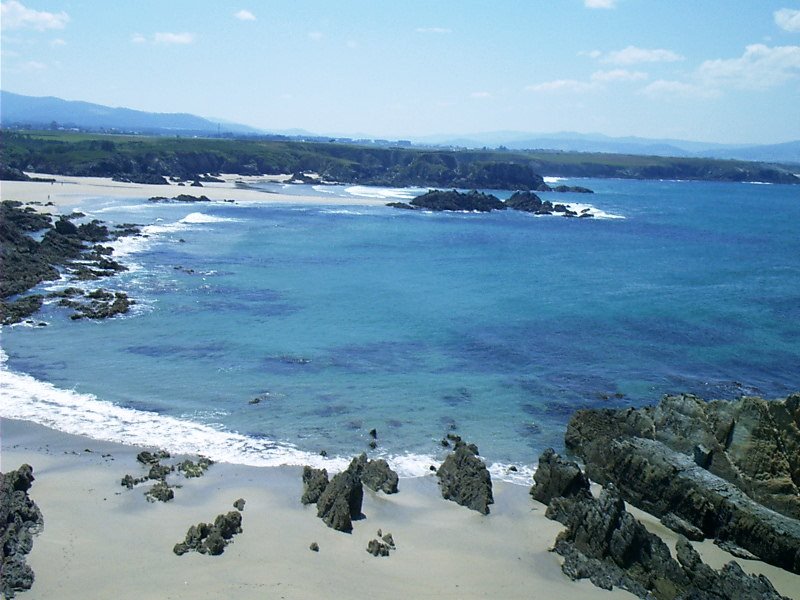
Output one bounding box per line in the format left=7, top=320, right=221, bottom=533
left=309, top=541, right=319, bottom=552
left=504, top=191, right=554, bottom=214
left=550, top=184, right=594, bottom=194
left=145, top=481, right=174, bottom=503
left=660, top=512, right=704, bottom=541
left=315, top=457, right=364, bottom=533
left=437, top=440, right=493, bottom=514
left=366, top=538, right=393, bottom=557
left=551, top=485, right=789, bottom=599
left=409, top=190, right=506, bottom=212
left=136, top=450, right=171, bottom=465
left=1, top=465, right=44, bottom=599
left=385, top=201, right=415, bottom=210
left=564, top=393, right=800, bottom=574
left=148, top=194, right=212, bottom=203
left=233, top=498, right=246, bottom=511
left=360, top=458, right=399, bottom=494
left=300, top=466, right=329, bottom=505
left=178, top=457, right=213, bottom=478
left=529, top=448, right=590, bottom=506
left=173, top=511, right=242, bottom=556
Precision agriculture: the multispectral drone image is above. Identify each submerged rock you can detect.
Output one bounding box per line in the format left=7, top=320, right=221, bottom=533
left=436, top=440, right=493, bottom=514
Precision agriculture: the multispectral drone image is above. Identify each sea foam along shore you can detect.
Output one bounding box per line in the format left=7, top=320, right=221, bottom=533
left=4, top=418, right=799, bottom=600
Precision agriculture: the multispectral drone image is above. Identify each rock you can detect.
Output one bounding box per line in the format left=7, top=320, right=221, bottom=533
left=316, top=456, right=364, bottom=532
left=409, top=189, right=506, bottom=212
left=505, top=191, right=553, bottom=213
left=178, top=457, right=213, bottom=478
left=660, top=512, right=705, bottom=541
left=301, top=466, right=329, bottom=505
left=233, top=498, right=246, bottom=511
left=551, top=485, right=789, bottom=599
left=361, top=458, right=399, bottom=494
left=436, top=440, right=493, bottom=514
left=569, top=434, right=800, bottom=574
left=366, top=538, right=392, bottom=557
left=1, top=465, right=44, bottom=599
left=386, top=202, right=415, bottom=210
left=310, top=542, right=319, bottom=552
left=174, top=511, right=243, bottom=557
left=529, top=448, right=590, bottom=506
left=144, top=481, right=174, bottom=503
left=714, top=539, right=759, bottom=560
left=148, top=463, right=173, bottom=481
left=136, top=450, right=170, bottom=465
left=565, top=393, right=800, bottom=520
left=369, top=428, right=377, bottom=439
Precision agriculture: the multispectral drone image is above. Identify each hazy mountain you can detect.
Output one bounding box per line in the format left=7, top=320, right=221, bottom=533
left=412, top=131, right=800, bottom=165
left=0, top=90, right=261, bottom=135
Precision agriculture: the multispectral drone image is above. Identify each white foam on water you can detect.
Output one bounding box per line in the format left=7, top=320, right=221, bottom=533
left=179, top=212, right=240, bottom=224
left=543, top=176, right=565, bottom=183
left=0, top=347, right=532, bottom=484
left=344, top=185, right=426, bottom=200
left=563, top=202, right=625, bottom=220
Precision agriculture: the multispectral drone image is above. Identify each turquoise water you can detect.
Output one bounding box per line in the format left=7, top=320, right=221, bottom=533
left=2, top=178, right=799, bottom=480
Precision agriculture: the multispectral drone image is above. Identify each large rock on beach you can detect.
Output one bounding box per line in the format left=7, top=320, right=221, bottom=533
left=315, top=456, right=364, bottom=533
left=436, top=440, right=493, bottom=514
left=173, top=511, right=243, bottom=556
left=564, top=393, right=800, bottom=574
left=361, top=457, right=399, bottom=494
left=534, top=451, right=790, bottom=599
left=301, top=466, right=329, bottom=505
left=1, top=465, right=44, bottom=599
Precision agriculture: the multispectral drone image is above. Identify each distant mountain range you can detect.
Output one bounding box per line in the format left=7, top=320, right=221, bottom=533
left=0, top=90, right=260, bottom=136
left=2, top=91, right=798, bottom=165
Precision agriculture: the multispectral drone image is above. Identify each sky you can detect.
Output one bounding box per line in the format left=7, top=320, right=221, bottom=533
left=2, top=0, right=800, bottom=144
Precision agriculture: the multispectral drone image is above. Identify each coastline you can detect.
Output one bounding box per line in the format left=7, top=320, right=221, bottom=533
left=0, top=173, right=389, bottom=212
left=3, top=418, right=798, bottom=599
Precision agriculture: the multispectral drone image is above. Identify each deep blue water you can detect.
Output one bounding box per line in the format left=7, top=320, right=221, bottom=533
left=2, top=178, right=799, bottom=480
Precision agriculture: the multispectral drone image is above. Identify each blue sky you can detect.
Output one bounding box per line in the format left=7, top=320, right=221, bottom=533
left=2, top=0, right=800, bottom=143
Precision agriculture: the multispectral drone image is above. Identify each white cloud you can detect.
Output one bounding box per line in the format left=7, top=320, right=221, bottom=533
left=579, top=50, right=602, bottom=59
left=234, top=9, right=256, bottom=21
left=696, top=43, right=800, bottom=89
left=1, top=0, right=69, bottom=30
left=602, top=46, right=684, bottom=65
left=131, top=33, right=147, bottom=44
left=585, top=0, right=616, bottom=8
left=415, top=27, right=451, bottom=34
left=640, top=79, right=717, bottom=99
left=50, top=37, right=66, bottom=46
left=775, top=8, right=800, bottom=32
left=21, top=59, right=47, bottom=70
left=591, top=68, right=647, bottom=82
left=153, top=32, right=194, bottom=45
left=526, top=79, right=596, bottom=93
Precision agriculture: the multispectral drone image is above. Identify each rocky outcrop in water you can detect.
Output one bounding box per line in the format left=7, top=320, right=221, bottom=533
left=410, top=189, right=506, bottom=212
left=0, top=200, right=140, bottom=324
left=173, top=511, right=243, bottom=556
left=1, top=465, right=44, bottom=599
left=564, top=393, right=800, bottom=574
left=437, top=440, right=494, bottom=514
left=532, top=450, right=789, bottom=599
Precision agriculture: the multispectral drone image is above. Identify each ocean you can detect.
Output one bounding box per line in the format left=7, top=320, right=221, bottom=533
left=2, top=178, right=799, bottom=483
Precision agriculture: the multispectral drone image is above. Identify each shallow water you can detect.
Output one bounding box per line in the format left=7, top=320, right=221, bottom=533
left=2, top=178, right=799, bottom=481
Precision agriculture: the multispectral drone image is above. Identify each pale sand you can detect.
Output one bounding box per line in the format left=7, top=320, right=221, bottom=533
left=0, top=173, right=388, bottom=212
left=3, top=420, right=798, bottom=600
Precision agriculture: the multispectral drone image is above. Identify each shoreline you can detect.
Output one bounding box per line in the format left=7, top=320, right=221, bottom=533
left=2, top=417, right=798, bottom=599
left=1, top=173, right=390, bottom=212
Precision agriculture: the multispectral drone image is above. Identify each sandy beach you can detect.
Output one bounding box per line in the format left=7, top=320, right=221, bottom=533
left=1, top=418, right=798, bottom=600
left=0, top=173, right=389, bottom=212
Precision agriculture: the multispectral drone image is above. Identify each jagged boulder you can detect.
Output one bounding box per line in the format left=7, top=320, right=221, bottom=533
left=1, top=465, right=44, bottom=599
left=361, top=458, right=399, bottom=494
left=300, top=466, right=329, bottom=505
left=173, top=511, right=242, bottom=556
left=437, top=440, right=493, bottom=514
left=315, top=457, right=364, bottom=533
left=530, top=448, right=590, bottom=505
left=550, top=485, right=789, bottom=599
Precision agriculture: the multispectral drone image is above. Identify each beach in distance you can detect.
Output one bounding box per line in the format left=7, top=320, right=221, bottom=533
left=4, top=418, right=799, bottom=600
